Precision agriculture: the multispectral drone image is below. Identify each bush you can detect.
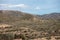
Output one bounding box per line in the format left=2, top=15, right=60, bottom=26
left=0, top=33, right=14, bottom=40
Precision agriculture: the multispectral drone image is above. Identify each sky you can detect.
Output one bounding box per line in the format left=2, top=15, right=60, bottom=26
left=0, top=0, right=60, bottom=15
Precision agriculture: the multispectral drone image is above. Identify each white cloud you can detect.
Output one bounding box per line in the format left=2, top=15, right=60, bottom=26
left=34, top=4, right=57, bottom=10
left=35, top=6, right=40, bottom=10
left=0, top=4, right=28, bottom=8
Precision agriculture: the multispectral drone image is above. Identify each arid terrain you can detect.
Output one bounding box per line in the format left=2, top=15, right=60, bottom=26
left=0, top=10, right=60, bottom=40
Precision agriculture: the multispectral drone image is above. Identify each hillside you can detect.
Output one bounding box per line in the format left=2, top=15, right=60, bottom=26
left=0, top=10, right=60, bottom=40
left=0, top=10, right=36, bottom=24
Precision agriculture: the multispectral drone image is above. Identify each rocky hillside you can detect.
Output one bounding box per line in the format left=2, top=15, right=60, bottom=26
left=0, top=10, right=38, bottom=24
left=0, top=10, right=60, bottom=40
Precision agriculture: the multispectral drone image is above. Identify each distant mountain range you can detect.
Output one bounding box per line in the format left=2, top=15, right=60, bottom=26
left=37, top=13, right=60, bottom=20
left=0, top=10, right=60, bottom=22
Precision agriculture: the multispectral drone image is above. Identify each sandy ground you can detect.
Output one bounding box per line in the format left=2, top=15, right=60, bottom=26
left=14, top=39, right=22, bottom=40
left=0, top=24, right=11, bottom=28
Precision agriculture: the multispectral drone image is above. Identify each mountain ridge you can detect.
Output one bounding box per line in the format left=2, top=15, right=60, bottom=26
left=37, top=12, right=60, bottom=20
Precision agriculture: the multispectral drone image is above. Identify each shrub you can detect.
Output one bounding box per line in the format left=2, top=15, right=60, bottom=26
left=0, top=33, right=14, bottom=40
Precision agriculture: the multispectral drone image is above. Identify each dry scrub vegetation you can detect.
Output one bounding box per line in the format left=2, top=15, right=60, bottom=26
left=0, top=10, right=60, bottom=40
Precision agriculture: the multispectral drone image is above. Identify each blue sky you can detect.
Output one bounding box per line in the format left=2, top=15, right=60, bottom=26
left=0, top=0, right=60, bottom=15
